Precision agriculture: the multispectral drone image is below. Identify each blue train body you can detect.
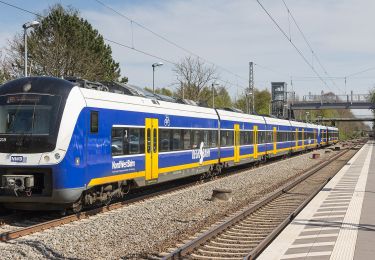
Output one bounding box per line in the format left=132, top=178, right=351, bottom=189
left=0, top=77, right=339, bottom=210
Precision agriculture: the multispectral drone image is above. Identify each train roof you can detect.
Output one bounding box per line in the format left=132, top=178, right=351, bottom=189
left=305, top=122, right=320, bottom=129
left=80, top=87, right=219, bottom=119
left=289, top=120, right=308, bottom=128
left=263, top=116, right=291, bottom=126
left=327, top=126, right=338, bottom=131
left=215, top=109, right=266, bottom=124
left=0, top=76, right=75, bottom=96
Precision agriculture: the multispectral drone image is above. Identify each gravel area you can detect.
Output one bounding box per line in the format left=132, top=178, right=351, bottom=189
left=0, top=148, right=341, bottom=259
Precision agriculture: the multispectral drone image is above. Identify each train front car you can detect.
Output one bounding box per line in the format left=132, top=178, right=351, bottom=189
left=0, top=77, right=86, bottom=210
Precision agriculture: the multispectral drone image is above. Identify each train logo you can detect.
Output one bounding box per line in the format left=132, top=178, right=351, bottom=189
left=112, top=159, right=136, bottom=172
left=10, top=156, right=26, bottom=163
left=164, top=115, right=170, bottom=127
left=192, top=142, right=211, bottom=165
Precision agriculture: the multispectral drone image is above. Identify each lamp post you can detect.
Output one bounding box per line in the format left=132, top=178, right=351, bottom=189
left=152, top=62, right=163, bottom=93
left=211, top=82, right=219, bottom=108
left=23, top=20, right=40, bottom=77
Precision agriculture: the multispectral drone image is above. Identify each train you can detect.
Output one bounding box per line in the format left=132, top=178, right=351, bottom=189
left=0, top=77, right=339, bottom=211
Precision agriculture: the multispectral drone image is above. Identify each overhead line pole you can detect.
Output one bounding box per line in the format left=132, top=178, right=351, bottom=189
left=249, top=62, right=255, bottom=114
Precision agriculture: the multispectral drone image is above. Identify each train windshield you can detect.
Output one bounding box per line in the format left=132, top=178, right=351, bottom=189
left=0, top=94, right=62, bottom=153
left=0, top=94, right=61, bottom=135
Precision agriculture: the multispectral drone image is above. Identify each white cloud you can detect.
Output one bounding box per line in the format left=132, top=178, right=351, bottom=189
left=80, top=0, right=375, bottom=100
left=1, top=0, right=374, bottom=105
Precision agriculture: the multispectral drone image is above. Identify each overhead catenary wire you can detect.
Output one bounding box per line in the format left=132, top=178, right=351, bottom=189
left=0, top=0, right=43, bottom=18
left=0, top=0, right=247, bottom=91
left=256, top=0, right=333, bottom=92
left=104, top=38, right=177, bottom=66
left=93, top=0, right=249, bottom=84
left=280, top=0, right=343, bottom=94
left=345, top=66, right=375, bottom=78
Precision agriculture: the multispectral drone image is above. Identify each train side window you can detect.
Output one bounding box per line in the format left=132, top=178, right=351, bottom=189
left=223, top=130, right=234, bottom=146
left=172, top=129, right=183, bottom=151
left=220, top=130, right=227, bottom=146
left=240, top=131, right=245, bottom=145
left=210, top=130, right=218, bottom=147
left=192, top=130, right=201, bottom=149
left=203, top=130, right=209, bottom=147
left=258, top=131, right=265, bottom=144
left=159, top=129, right=170, bottom=152
left=111, top=128, right=124, bottom=156
left=129, top=128, right=145, bottom=154
left=183, top=130, right=191, bottom=150
left=267, top=131, right=273, bottom=143
left=111, top=127, right=145, bottom=156
left=90, top=111, right=99, bottom=133
left=241, top=131, right=253, bottom=145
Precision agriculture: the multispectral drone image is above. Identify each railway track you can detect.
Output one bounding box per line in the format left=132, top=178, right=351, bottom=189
left=157, top=141, right=364, bottom=260
left=0, top=142, right=353, bottom=243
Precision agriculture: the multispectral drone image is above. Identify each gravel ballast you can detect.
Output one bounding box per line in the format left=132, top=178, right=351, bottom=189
left=0, top=148, right=340, bottom=259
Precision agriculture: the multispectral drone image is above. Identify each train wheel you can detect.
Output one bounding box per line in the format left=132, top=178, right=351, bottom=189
left=72, top=197, right=83, bottom=213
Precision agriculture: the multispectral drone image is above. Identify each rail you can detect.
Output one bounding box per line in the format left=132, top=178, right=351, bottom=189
left=161, top=141, right=364, bottom=259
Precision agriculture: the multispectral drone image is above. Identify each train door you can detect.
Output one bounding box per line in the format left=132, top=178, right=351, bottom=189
left=234, top=124, right=240, bottom=163
left=253, top=125, right=258, bottom=159
left=302, top=129, right=305, bottom=149
left=273, top=127, right=277, bottom=155
left=145, top=118, right=159, bottom=180
left=314, top=129, right=317, bottom=146
left=295, top=128, right=299, bottom=149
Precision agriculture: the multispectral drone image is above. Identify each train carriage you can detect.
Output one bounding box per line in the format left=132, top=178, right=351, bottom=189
left=263, top=117, right=293, bottom=157
left=327, top=126, right=339, bottom=145
left=0, top=77, right=339, bottom=211
left=305, top=122, right=320, bottom=149
left=215, top=109, right=266, bottom=166
left=318, top=125, right=328, bottom=146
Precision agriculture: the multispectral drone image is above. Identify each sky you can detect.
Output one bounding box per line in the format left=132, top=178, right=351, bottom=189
left=0, top=0, right=374, bottom=118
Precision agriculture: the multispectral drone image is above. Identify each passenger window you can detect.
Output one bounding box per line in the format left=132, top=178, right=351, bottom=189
left=159, top=129, right=170, bottom=152
left=221, top=130, right=234, bottom=147
left=192, top=130, right=201, bottom=149
left=221, top=131, right=227, bottom=146
left=183, top=130, right=191, bottom=149
left=203, top=130, right=209, bottom=147
left=111, top=127, right=145, bottom=156
left=210, top=130, right=218, bottom=147
left=227, top=131, right=234, bottom=146
left=90, top=111, right=98, bottom=133
left=172, top=129, right=183, bottom=150
left=240, top=131, right=252, bottom=145
left=129, top=128, right=145, bottom=154
left=111, top=128, right=124, bottom=156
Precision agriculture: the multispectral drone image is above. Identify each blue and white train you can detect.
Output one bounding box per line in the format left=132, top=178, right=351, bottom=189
left=0, top=77, right=338, bottom=211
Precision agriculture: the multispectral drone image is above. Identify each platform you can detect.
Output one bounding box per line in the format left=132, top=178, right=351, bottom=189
left=258, top=140, right=375, bottom=260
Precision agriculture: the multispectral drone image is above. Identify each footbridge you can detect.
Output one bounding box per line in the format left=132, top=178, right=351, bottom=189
left=290, top=93, right=375, bottom=110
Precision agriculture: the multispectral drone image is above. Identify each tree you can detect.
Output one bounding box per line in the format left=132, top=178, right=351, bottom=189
left=0, top=51, right=12, bottom=84
left=234, top=88, right=271, bottom=114
left=4, top=4, right=121, bottom=81
left=173, top=56, right=217, bottom=102
left=370, top=88, right=375, bottom=116
left=144, top=87, right=173, bottom=97
left=294, top=108, right=370, bottom=140
left=205, top=86, right=232, bottom=108
left=254, top=89, right=271, bottom=115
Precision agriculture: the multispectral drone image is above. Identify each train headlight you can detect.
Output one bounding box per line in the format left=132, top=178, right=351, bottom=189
left=54, top=153, right=61, bottom=160
left=44, top=155, right=50, bottom=162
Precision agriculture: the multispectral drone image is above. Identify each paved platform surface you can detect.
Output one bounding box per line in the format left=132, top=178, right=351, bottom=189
left=258, top=141, right=375, bottom=260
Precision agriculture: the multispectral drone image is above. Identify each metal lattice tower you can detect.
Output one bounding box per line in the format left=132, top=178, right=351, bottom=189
left=248, top=62, right=254, bottom=114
